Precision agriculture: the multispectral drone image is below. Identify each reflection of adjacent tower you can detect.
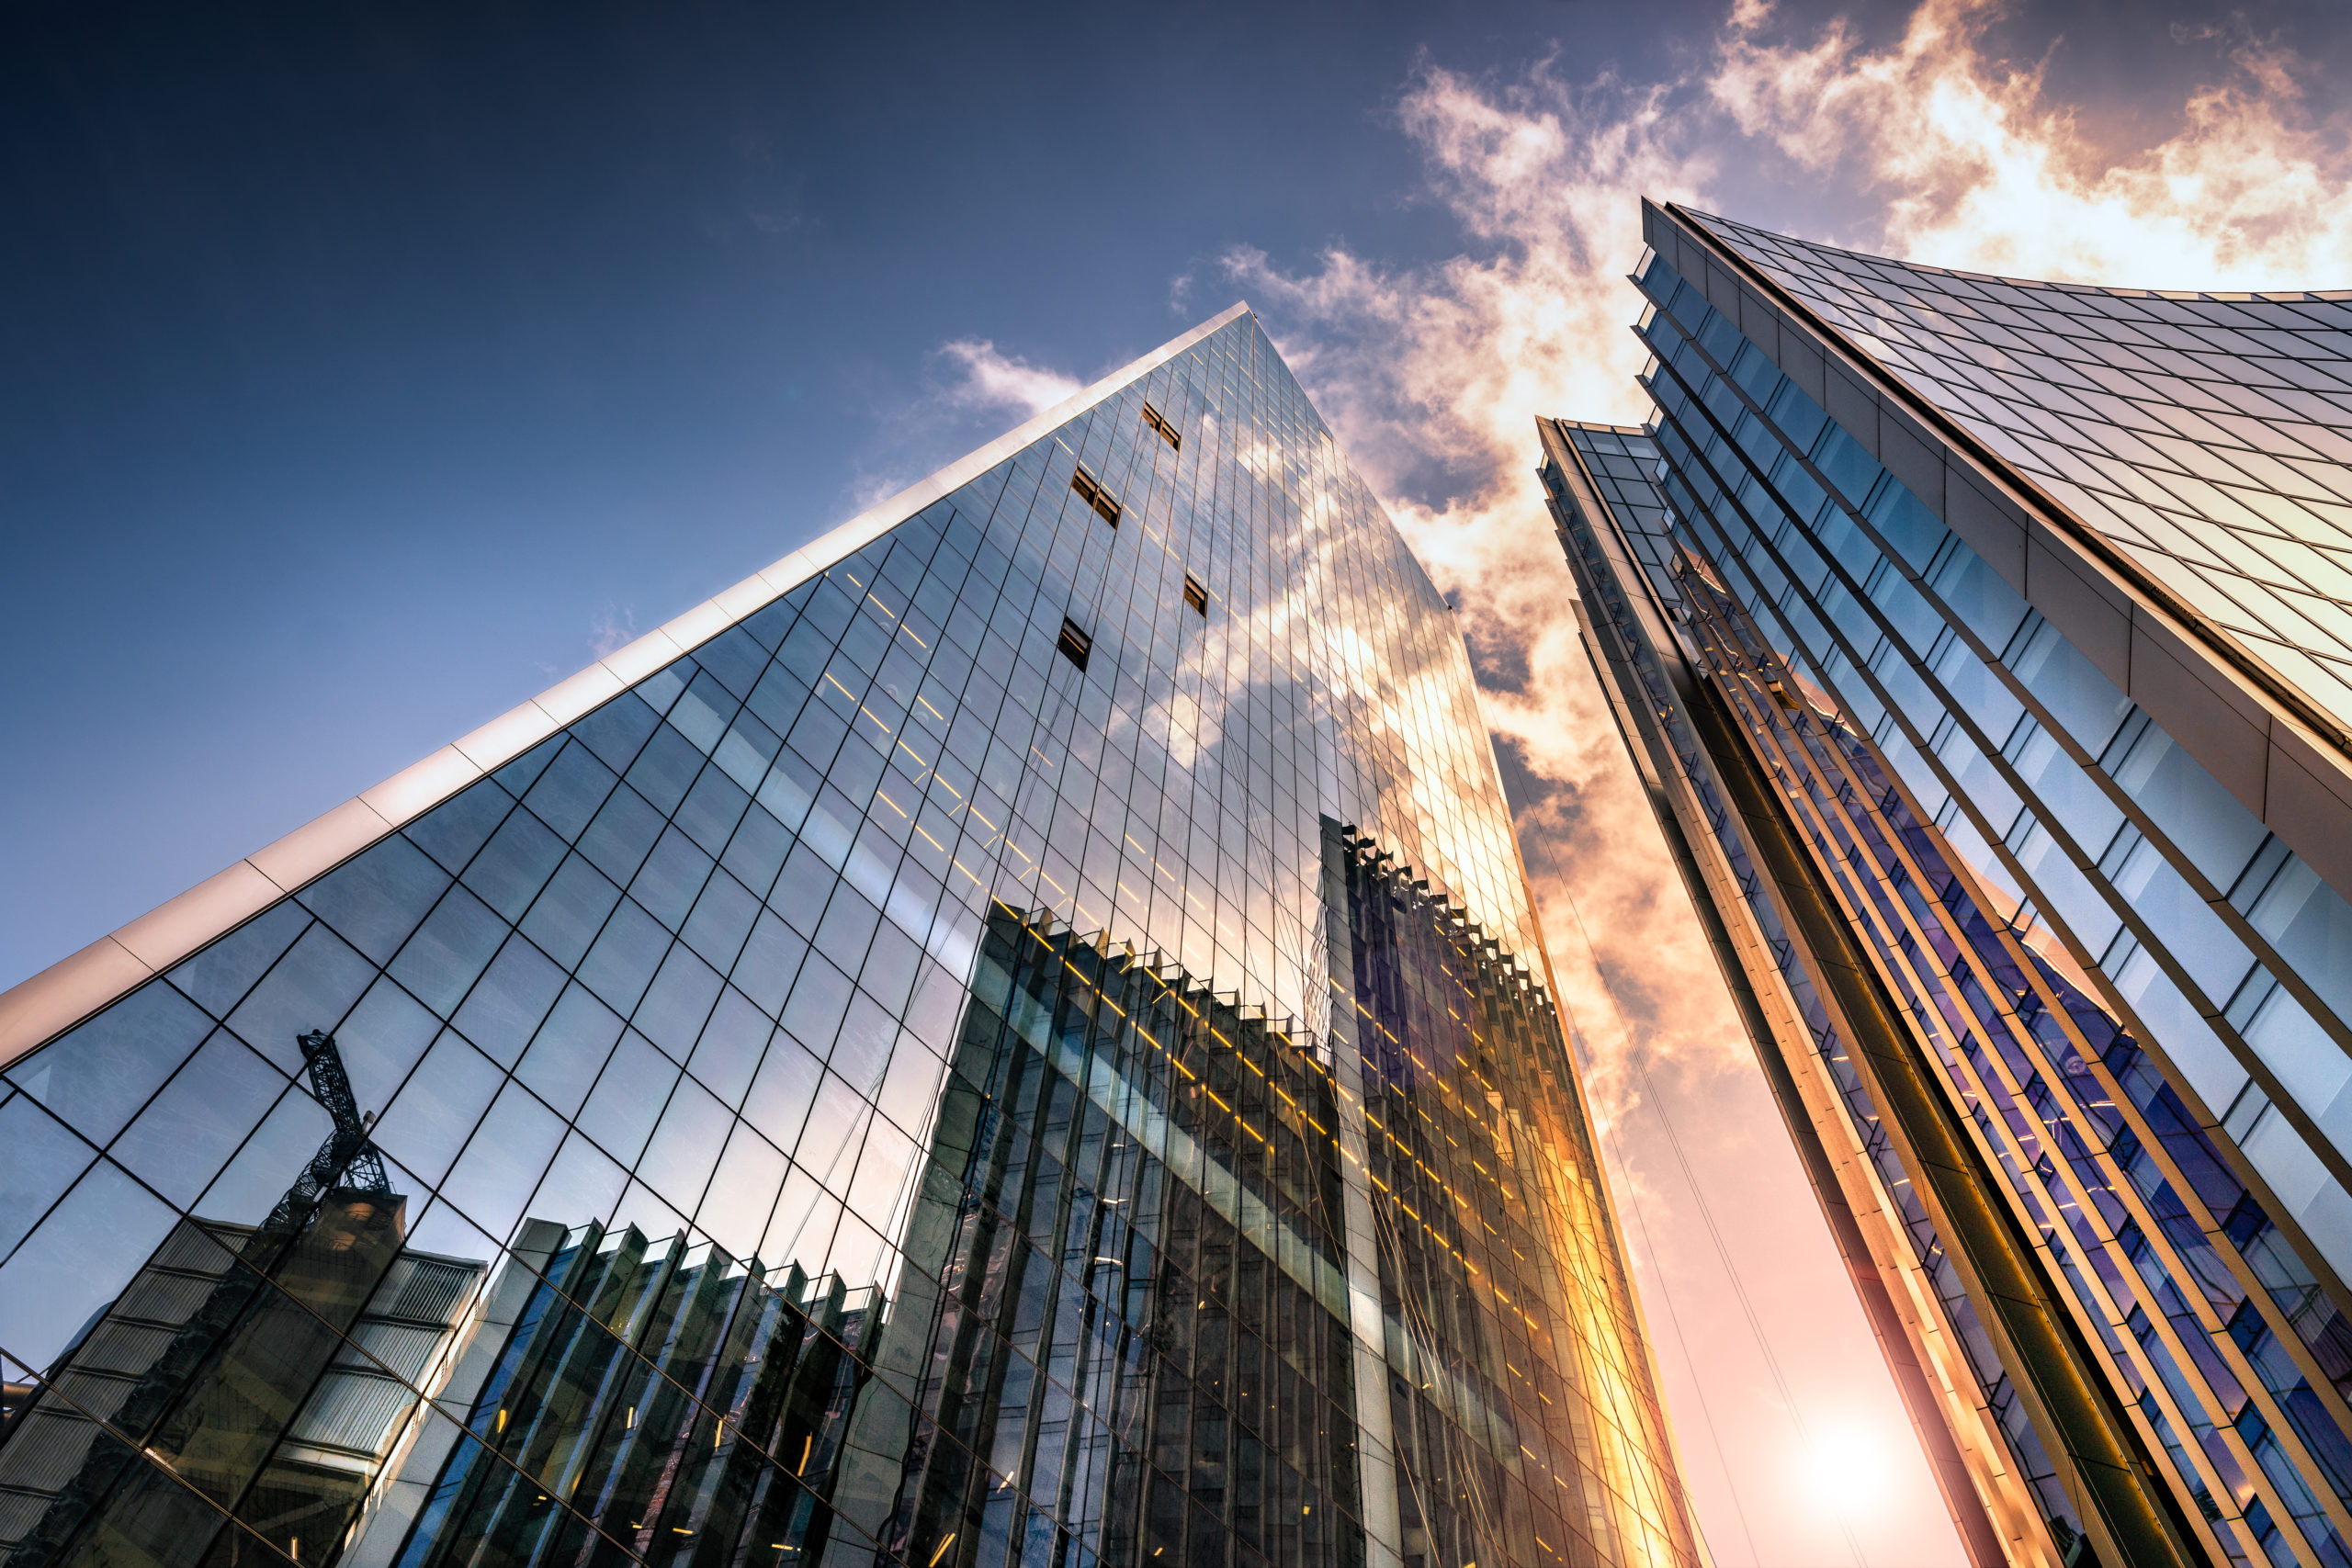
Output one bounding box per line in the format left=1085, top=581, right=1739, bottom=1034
left=858, top=902, right=1363, bottom=1568
left=385, top=1221, right=880, bottom=1568
left=0, top=1030, right=884, bottom=1568
left=839, top=879, right=1697, bottom=1568
left=0, top=1030, right=475, bottom=1568
left=1323, top=826, right=1699, bottom=1568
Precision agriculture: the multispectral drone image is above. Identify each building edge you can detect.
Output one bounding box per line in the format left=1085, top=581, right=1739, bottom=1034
left=1470, top=679, right=1719, bottom=1565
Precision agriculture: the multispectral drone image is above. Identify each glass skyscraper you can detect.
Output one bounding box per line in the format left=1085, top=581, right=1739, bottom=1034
left=1548, top=201, right=2352, bottom=1568
left=0, top=306, right=1700, bottom=1568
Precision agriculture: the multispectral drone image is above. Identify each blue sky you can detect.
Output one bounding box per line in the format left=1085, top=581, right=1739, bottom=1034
left=7, top=0, right=2342, bottom=984
left=0, top=0, right=1706, bottom=978
left=9, top=2, right=2352, bottom=1561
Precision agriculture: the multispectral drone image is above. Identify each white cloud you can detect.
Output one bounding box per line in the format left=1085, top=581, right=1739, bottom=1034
left=588, top=604, right=638, bottom=660
left=932, top=337, right=1085, bottom=420
left=842, top=337, right=1090, bottom=521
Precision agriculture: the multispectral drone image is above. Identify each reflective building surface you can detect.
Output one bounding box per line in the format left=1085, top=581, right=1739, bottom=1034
left=1546, top=201, right=2352, bottom=1568
left=0, top=307, right=1700, bottom=1568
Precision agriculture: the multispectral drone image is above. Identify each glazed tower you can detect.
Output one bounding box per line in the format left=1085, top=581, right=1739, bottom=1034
left=0, top=307, right=1700, bottom=1568
left=1548, top=202, right=2352, bottom=1567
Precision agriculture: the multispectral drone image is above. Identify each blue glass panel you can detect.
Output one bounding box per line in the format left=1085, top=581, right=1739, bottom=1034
left=8, top=980, right=214, bottom=1142
left=166, top=899, right=310, bottom=1016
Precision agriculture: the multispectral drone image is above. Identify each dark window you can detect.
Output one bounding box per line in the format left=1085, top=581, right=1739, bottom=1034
left=1142, top=402, right=1182, bottom=451
left=1182, top=574, right=1208, bottom=617
left=1057, top=617, right=1093, bottom=671
left=1070, top=466, right=1122, bottom=528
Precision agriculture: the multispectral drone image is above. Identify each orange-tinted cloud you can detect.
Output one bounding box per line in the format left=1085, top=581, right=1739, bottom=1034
left=1225, top=58, right=1719, bottom=1131
left=1713, top=0, right=2352, bottom=287
left=1231, top=0, right=2352, bottom=1117
left=1227, top=6, right=2352, bottom=1560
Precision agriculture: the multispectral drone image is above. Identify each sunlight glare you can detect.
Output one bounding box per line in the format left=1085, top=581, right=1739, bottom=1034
left=1798, top=1419, right=1895, bottom=1516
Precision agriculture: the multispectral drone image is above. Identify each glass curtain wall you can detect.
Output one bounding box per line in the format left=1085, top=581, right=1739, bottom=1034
left=1540, top=418, right=2054, bottom=1568
left=0, top=310, right=1697, bottom=1568
left=1546, top=206, right=2352, bottom=1568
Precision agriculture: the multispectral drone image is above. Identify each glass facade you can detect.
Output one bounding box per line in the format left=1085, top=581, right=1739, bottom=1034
left=1690, top=212, right=2352, bottom=736
left=1545, top=204, right=2352, bottom=1568
left=0, top=309, right=1699, bottom=1568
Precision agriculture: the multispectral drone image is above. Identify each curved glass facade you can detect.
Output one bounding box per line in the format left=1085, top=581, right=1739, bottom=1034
left=1548, top=203, right=2352, bottom=1568
left=0, top=310, right=1698, bottom=1568
left=1691, top=212, right=2352, bottom=736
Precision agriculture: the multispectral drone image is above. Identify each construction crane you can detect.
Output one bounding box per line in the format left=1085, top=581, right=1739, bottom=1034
left=263, top=1028, right=393, bottom=1235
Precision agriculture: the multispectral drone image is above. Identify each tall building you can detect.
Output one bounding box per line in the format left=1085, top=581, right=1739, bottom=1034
left=1546, top=200, right=2352, bottom=1568
left=0, top=306, right=1700, bottom=1568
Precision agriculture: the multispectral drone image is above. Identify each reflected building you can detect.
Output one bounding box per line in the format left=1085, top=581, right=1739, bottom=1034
left=1546, top=201, right=2352, bottom=1568
left=0, top=306, right=1699, bottom=1568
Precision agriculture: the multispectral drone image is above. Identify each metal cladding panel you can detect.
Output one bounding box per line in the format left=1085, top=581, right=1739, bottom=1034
left=0, top=313, right=1698, bottom=1568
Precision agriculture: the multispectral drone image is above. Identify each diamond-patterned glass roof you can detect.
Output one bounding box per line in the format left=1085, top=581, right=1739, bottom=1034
left=1689, top=209, right=2352, bottom=732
